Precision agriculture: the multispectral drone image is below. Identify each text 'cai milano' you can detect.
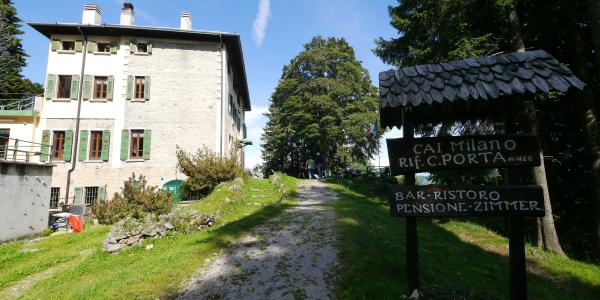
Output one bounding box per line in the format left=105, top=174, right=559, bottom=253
left=389, top=185, right=545, bottom=217
left=386, top=135, right=541, bottom=175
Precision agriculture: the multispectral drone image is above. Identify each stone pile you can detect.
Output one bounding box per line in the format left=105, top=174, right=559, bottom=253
left=103, top=210, right=216, bottom=253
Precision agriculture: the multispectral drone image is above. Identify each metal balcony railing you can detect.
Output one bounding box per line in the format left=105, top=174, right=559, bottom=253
left=0, top=96, right=37, bottom=111
left=0, top=138, right=53, bottom=163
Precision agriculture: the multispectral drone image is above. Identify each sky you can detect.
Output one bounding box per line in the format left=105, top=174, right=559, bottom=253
left=14, top=0, right=402, bottom=169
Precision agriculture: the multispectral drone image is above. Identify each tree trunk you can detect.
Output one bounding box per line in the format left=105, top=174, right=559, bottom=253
left=507, top=2, right=566, bottom=256
left=536, top=218, right=544, bottom=248
left=585, top=0, right=600, bottom=257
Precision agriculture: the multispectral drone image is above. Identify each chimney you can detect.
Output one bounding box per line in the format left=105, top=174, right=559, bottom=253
left=180, top=11, right=192, bottom=30
left=120, top=2, right=135, bottom=26
left=82, top=4, right=101, bottom=25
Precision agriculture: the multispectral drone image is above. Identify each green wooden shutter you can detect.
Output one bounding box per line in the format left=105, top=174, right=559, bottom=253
left=70, top=75, right=80, bottom=100
left=243, top=124, right=247, bottom=139
left=126, top=76, right=133, bottom=100
left=83, top=75, right=92, bottom=100
left=74, top=187, right=83, bottom=204
left=51, top=39, right=60, bottom=51
left=107, top=76, right=114, bottom=101
left=129, top=40, right=137, bottom=54
left=40, top=130, right=50, bottom=162
left=98, top=186, right=106, bottom=201
left=63, top=130, right=74, bottom=162
left=87, top=41, right=96, bottom=53
left=45, top=74, right=56, bottom=100
left=75, top=40, right=83, bottom=52
left=143, top=129, right=151, bottom=160
left=147, top=42, right=153, bottom=54
left=144, top=76, right=151, bottom=100
left=110, top=41, right=118, bottom=54
left=120, top=129, right=129, bottom=161
left=78, top=130, right=88, bottom=161
left=101, top=130, right=110, bottom=161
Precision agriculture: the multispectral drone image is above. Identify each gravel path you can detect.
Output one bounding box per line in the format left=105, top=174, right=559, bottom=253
left=178, top=180, right=338, bottom=300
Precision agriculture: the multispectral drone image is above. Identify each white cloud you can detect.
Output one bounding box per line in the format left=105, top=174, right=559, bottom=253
left=252, top=0, right=271, bottom=47
left=243, top=106, right=269, bottom=169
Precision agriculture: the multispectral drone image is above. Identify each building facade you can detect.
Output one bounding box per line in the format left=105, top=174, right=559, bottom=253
left=26, top=3, right=250, bottom=207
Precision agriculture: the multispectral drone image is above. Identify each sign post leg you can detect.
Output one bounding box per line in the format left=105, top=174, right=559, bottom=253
left=402, top=113, right=419, bottom=296
left=509, top=216, right=527, bottom=300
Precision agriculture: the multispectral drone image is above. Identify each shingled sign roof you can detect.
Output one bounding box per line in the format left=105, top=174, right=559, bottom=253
left=379, top=50, right=585, bottom=127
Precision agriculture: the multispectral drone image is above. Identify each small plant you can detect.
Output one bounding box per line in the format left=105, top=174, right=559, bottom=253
left=92, top=173, right=174, bottom=224
left=176, top=145, right=244, bottom=200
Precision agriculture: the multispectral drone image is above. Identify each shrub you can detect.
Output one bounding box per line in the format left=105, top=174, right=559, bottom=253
left=176, top=145, right=243, bottom=200
left=92, top=173, right=174, bottom=224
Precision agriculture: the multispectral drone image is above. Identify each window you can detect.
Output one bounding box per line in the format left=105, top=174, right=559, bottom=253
left=52, top=131, right=65, bottom=160
left=96, top=42, right=110, bottom=53
left=94, top=76, right=108, bottom=99
left=0, top=129, right=8, bottom=159
left=84, top=187, right=99, bottom=206
left=50, top=187, right=60, bottom=209
left=61, top=41, right=75, bottom=51
left=137, top=42, right=148, bottom=53
left=57, top=75, right=72, bottom=99
left=134, top=77, right=145, bottom=99
left=130, top=129, right=144, bottom=159
left=89, top=131, right=103, bottom=160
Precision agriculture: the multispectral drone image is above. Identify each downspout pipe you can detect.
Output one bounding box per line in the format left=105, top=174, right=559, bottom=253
left=65, top=26, right=87, bottom=205
left=219, top=34, right=224, bottom=158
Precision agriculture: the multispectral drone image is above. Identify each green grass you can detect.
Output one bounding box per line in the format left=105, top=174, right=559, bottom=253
left=327, top=177, right=600, bottom=300
left=0, top=175, right=298, bottom=299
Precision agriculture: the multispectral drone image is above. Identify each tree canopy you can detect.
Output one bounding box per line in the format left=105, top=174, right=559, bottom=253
left=0, top=0, right=42, bottom=99
left=262, top=36, right=381, bottom=175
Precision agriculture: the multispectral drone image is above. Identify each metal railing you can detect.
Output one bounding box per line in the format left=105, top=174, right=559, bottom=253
left=0, top=96, right=37, bottom=111
left=0, top=138, right=53, bottom=163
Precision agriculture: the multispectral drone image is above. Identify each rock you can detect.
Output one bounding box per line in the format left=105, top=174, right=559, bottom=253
left=20, top=248, right=39, bottom=253
left=164, top=222, right=174, bottom=230
left=145, top=244, right=154, bottom=250
left=126, top=235, right=142, bottom=245
left=104, top=242, right=126, bottom=253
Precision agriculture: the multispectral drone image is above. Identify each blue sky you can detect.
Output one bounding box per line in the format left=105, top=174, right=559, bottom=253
left=15, top=0, right=402, bottom=168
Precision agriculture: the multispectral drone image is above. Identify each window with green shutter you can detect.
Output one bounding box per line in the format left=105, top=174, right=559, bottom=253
left=87, top=41, right=96, bottom=53
left=75, top=40, right=83, bottom=52
left=129, top=40, right=137, bottom=54
left=51, top=39, right=60, bottom=51
left=120, top=129, right=129, bottom=161
left=126, top=76, right=133, bottom=100
left=110, top=41, right=118, bottom=54
left=70, top=75, right=80, bottom=100
left=98, top=186, right=106, bottom=201
left=147, top=42, right=153, bottom=54
left=143, top=129, right=151, bottom=160
left=40, top=130, right=50, bottom=162
left=45, top=74, right=56, bottom=100
left=107, top=76, right=114, bottom=101
left=63, top=130, right=73, bottom=162
left=144, top=76, right=151, bottom=100
left=78, top=130, right=88, bottom=161
left=83, top=75, right=92, bottom=100
left=73, top=187, right=83, bottom=204
left=101, top=129, right=110, bottom=161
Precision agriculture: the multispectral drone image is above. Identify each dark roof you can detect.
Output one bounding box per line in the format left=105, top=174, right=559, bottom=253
left=28, top=22, right=251, bottom=111
left=379, top=50, right=585, bottom=127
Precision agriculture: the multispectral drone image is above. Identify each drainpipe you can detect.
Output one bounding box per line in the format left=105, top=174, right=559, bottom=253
left=219, top=34, right=224, bottom=158
left=65, top=26, right=87, bottom=205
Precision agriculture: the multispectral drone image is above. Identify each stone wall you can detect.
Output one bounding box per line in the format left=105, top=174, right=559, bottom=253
left=0, top=161, right=53, bottom=242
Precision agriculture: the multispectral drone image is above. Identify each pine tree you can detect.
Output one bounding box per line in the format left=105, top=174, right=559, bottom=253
left=262, top=36, right=381, bottom=176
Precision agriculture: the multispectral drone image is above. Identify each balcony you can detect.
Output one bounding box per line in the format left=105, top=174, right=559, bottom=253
left=0, top=96, right=41, bottom=118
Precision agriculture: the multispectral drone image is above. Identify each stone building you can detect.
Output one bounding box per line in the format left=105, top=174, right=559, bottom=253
left=27, top=3, right=251, bottom=207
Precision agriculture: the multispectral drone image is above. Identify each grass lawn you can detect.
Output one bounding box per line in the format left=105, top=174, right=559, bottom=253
left=327, top=177, right=600, bottom=300
left=0, top=175, right=297, bottom=299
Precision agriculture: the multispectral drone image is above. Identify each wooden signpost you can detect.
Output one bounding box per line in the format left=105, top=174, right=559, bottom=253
left=379, top=50, right=584, bottom=299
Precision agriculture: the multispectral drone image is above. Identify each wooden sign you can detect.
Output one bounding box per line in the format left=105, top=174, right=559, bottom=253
left=387, top=135, right=540, bottom=175
left=389, top=185, right=544, bottom=217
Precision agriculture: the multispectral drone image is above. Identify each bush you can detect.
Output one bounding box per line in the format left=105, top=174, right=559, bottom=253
left=176, top=145, right=243, bottom=200
left=92, top=173, right=174, bottom=224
